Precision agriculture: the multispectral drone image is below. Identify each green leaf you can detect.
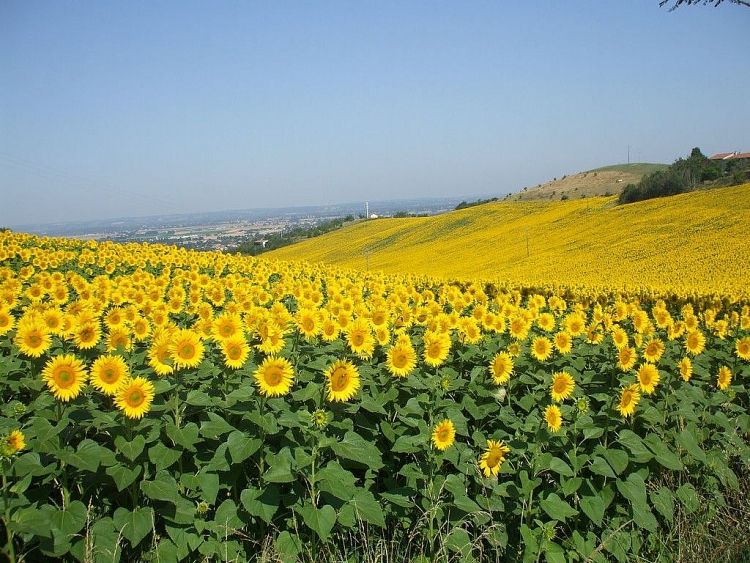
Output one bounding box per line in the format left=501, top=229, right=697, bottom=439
left=299, top=503, right=337, bottom=541
left=349, top=489, right=385, bottom=528
left=331, top=431, right=384, bottom=471
left=115, top=434, right=146, bottom=462
left=603, top=448, right=629, bottom=475
left=148, top=442, right=183, bottom=471
left=675, top=483, right=700, bottom=514
left=166, top=524, right=204, bottom=560
left=263, top=449, right=295, bottom=483
left=545, top=541, right=567, bottom=563
left=199, top=412, right=236, bottom=439
left=453, top=495, right=482, bottom=514
left=210, top=499, right=243, bottom=532
left=677, top=426, right=707, bottom=464
left=141, top=472, right=182, bottom=504
left=50, top=500, right=87, bottom=537
left=617, top=430, right=653, bottom=463
left=380, top=487, right=417, bottom=508
left=539, top=493, right=578, bottom=521
left=616, top=473, right=658, bottom=532
left=240, top=485, right=280, bottom=524
left=226, top=430, right=261, bottom=464
left=588, top=456, right=616, bottom=479
left=275, top=530, right=302, bottom=563
left=11, top=506, right=53, bottom=538
left=643, top=434, right=682, bottom=470
left=539, top=455, right=574, bottom=477
left=580, top=494, right=607, bottom=527
left=650, top=486, right=675, bottom=523
left=317, top=461, right=358, bottom=501
left=197, top=472, right=220, bottom=505
left=106, top=463, right=142, bottom=492
left=165, top=422, right=200, bottom=453
left=113, top=506, right=154, bottom=548
left=391, top=433, right=423, bottom=453
left=445, top=528, right=472, bottom=556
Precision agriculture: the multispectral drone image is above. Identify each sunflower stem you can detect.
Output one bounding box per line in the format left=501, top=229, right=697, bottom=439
left=1, top=460, right=16, bottom=563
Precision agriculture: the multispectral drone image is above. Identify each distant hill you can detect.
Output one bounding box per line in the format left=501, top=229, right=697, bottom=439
left=268, top=182, right=750, bottom=295
left=505, top=163, right=668, bottom=202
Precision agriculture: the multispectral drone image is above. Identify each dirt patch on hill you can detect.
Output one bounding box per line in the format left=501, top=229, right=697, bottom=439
left=505, top=170, right=643, bottom=202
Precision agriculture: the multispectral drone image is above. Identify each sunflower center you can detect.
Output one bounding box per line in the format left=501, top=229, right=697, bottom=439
left=127, top=390, right=144, bottom=407
left=331, top=368, right=349, bottom=391
left=622, top=392, right=633, bottom=407
left=265, top=368, right=282, bottom=386
left=394, top=352, right=408, bottom=368
left=485, top=450, right=501, bottom=468
left=180, top=344, right=195, bottom=359
left=55, top=369, right=74, bottom=389
left=554, top=380, right=567, bottom=394
left=228, top=346, right=241, bottom=359
left=351, top=333, right=364, bottom=346
left=103, top=367, right=118, bottom=383
left=438, top=429, right=450, bottom=441
left=29, top=334, right=41, bottom=347
left=428, top=343, right=442, bottom=358
left=303, top=319, right=314, bottom=331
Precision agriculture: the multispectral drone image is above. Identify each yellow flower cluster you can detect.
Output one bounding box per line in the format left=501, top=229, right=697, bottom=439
left=1, top=226, right=749, bottom=465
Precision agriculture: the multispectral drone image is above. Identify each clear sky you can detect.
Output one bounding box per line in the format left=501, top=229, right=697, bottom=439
left=1, top=1, right=748, bottom=227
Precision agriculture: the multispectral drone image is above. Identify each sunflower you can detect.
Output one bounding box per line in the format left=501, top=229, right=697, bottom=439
left=488, top=352, right=513, bottom=386
left=296, top=308, right=322, bottom=340
left=544, top=404, right=563, bottom=433
left=254, top=356, right=294, bottom=397
left=550, top=371, right=575, bottom=402
left=537, top=312, right=556, bottom=333
left=345, top=317, right=375, bottom=358
left=42, top=307, right=65, bottom=335
left=642, top=339, right=665, bottom=363
left=256, top=322, right=287, bottom=355
left=678, top=357, right=692, bottom=382
left=42, top=354, right=88, bottom=402
left=169, top=328, right=205, bottom=370
left=324, top=359, right=360, bottom=402
left=617, top=347, right=637, bottom=372
left=320, top=317, right=340, bottom=342
left=551, top=331, right=571, bottom=355
left=14, top=319, right=52, bottom=358
left=115, top=377, right=155, bottom=419
left=717, top=366, right=732, bottom=391
left=148, top=332, right=175, bottom=376
left=212, top=311, right=244, bottom=342
left=736, top=337, right=750, bottom=361
left=637, top=364, right=660, bottom=394
left=221, top=335, right=250, bottom=370
left=564, top=313, right=586, bottom=337
left=508, top=315, right=531, bottom=341
left=1, top=430, right=25, bottom=457
left=478, top=439, right=510, bottom=478
left=685, top=330, right=706, bottom=356
left=0, top=308, right=15, bottom=336
left=531, top=336, right=553, bottom=362
left=431, top=420, right=456, bottom=451
left=617, top=384, right=641, bottom=418
left=107, top=327, right=132, bottom=352
left=386, top=341, right=417, bottom=378
left=74, top=321, right=101, bottom=350
left=423, top=330, right=451, bottom=367
left=90, top=355, right=130, bottom=395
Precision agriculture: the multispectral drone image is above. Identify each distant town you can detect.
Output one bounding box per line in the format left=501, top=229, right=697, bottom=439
left=12, top=196, right=487, bottom=253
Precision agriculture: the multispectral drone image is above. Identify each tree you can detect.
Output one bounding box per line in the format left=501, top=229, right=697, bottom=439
left=660, top=0, right=750, bottom=10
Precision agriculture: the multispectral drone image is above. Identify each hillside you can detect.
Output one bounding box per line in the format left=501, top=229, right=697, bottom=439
left=267, top=182, right=750, bottom=296
left=504, top=163, right=668, bottom=202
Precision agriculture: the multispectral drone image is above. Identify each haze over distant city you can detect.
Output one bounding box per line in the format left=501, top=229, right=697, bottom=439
left=1, top=1, right=748, bottom=228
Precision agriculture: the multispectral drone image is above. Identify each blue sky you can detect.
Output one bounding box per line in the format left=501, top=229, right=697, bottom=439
left=1, top=1, right=748, bottom=227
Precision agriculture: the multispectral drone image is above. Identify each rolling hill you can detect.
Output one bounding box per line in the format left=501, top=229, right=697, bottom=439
left=504, top=163, right=669, bottom=202
left=267, top=182, right=750, bottom=297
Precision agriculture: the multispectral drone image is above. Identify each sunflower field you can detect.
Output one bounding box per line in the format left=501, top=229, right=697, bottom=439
left=0, top=226, right=749, bottom=562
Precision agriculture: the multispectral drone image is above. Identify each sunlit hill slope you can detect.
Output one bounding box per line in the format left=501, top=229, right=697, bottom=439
left=268, top=183, right=750, bottom=297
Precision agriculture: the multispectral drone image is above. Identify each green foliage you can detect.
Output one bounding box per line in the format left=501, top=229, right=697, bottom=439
left=618, top=147, right=715, bottom=204
left=455, top=197, right=499, bottom=211
left=232, top=215, right=356, bottom=255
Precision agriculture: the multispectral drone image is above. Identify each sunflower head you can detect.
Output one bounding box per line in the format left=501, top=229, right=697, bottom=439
left=431, top=420, right=456, bottom=451
left=325, top=359, right=360, bottom=402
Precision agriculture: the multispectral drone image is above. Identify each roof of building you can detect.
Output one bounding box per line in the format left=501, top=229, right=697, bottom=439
left=710, top=151, right=750, bottom=160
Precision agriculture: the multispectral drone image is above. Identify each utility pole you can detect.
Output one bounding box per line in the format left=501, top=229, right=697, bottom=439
left=525, top=227, right=530, bottom=258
